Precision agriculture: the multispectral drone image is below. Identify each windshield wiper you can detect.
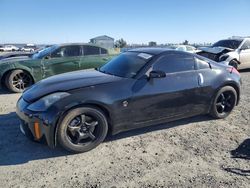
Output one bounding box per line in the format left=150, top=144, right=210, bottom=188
left=98, top=69, right=115, bottom=76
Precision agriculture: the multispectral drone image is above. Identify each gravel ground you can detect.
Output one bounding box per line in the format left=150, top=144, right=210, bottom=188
left=0, top=70, right=249, bottom=188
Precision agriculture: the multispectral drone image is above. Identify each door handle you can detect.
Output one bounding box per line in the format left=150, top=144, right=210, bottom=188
left=198, top=73, right=204, bottom=86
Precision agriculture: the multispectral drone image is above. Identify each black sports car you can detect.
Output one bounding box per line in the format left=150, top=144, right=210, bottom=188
left=16, top=48, right=241, bottom=153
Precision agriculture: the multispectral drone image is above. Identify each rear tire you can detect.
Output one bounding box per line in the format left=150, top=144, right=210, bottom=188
left=58, top=107, right=108, bottom=153
left=210, top=86, right=237, bottom=119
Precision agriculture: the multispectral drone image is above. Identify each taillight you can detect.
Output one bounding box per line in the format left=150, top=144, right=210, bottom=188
left=227, top=67, right=240, bottom=75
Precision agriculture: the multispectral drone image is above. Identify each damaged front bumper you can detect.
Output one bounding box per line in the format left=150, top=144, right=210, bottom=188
left=16, top=97, right=59, bottom=148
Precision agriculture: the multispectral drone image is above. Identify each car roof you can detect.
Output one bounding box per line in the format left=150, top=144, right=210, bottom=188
left=220, top=38, right=244, bottom=42
left=57, top=43, right=107, bottom=49
left=128, top=48, right=173, bottom=55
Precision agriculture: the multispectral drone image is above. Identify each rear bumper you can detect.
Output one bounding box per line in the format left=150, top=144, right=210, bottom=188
left=16, top=97, right=58, bottom=148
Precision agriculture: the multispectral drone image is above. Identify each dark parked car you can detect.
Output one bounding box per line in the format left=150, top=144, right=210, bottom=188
left=16, top=48, right=241, bottom=153
left=0, top=43, right=115, bottom=92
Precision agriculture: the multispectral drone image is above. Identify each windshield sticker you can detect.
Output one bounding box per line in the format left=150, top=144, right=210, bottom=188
left=138, top=53, right=152, bottom=60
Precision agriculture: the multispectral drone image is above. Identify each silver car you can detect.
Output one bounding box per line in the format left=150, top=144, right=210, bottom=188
left=197, top=38, right=250, bottom=70
left=172, top=45, right=197, bottom=53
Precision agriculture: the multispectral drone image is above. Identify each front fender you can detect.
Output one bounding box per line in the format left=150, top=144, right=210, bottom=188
left=0, top=63, right=16, bottom=87
left=43, top=90, right=115, bottom=147
left=0, top=62, right=36, bottom=84
left=226, top=52, right=240, bottom=63
left=12, top=64, right=38, bottom=82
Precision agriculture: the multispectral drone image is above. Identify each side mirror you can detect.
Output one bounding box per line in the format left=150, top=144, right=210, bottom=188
left=149, top=70, right=166, bottom=79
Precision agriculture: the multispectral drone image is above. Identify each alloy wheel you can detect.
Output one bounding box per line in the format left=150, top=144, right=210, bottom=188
left=66, top=114, right=99, bottom=145
left=12, top=72, right=33, bottom=91
left=215, top=91, right=236, bottom=114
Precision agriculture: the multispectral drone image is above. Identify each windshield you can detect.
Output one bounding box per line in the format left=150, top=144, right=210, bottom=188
left=99, top=52, right=152, bottom=78
left=212, top=40, right=243, bottom=49
left=32, top=45, right=58, bottom=59
left=176, top=46, right=186, bottom=51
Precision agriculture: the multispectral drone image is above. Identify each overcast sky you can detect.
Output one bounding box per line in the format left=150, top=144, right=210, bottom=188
left=1, top=0, right=250, bottom=44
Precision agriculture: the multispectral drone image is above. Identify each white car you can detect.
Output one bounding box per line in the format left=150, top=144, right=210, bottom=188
left=197, top=38, right=250, bottom=70
left=0, top=45, right=19, bottom=52
left=21, top=44, right=36, bottom=52
left=173, top=45, right=197, bottom=53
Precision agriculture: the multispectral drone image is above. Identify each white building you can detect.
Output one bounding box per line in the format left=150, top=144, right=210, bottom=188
left=90, top=35, right=114, bottom=49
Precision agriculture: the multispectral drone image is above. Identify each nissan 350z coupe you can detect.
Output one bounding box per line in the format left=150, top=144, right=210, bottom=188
left=16, top=48, right=241, bottom=153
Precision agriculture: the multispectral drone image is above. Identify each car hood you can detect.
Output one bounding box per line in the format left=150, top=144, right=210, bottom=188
left=199, top=47, right=233, bottom=54
left=0, top=56, right=31, bottom=63
left=23, top=70, right=122, bottom=103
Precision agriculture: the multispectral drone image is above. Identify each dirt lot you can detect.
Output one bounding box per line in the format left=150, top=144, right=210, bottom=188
left=0, top=71, right=249, bottom=188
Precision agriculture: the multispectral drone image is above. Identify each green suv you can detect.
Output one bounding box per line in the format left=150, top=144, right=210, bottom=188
left=0, top=43, right=116, bottom=92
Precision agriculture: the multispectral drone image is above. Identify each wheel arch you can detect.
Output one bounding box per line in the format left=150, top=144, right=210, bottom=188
left=1, top=68, right=35, bottom=88
left=226, top=51, right=240, bottom=63
left=53, top=102, right=113, bottom=147
left=209, top=81, right=240, bottom=116
left=230, top=58, right=241, bottom=65
left=219, top=82, right=240, bottom=105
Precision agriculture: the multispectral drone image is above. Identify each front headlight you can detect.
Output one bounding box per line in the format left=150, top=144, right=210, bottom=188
left=27, top=92, right=70, bottom=112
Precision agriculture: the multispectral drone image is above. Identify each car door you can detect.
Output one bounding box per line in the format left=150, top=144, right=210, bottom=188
left=41, top=45, right=81, bottom=78
left=239, top=40, right=250, bottom=69
left=80, top=45, right=112, bottom=70
left=131, top=52, right=199, bottom=124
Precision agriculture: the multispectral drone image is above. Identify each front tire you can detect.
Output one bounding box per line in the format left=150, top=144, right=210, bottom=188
left=210, top=86, right=237, bottom=119
left=58, top=107, right=108, bottom=153
left=5, top=70, right=34, bottom=93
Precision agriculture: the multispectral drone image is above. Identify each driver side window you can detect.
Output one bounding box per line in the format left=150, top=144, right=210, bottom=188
left=51, top=46, right=81, bottom=58
left=153, top=53, right=195, bottom=73
left=83, top=45, right=100, bottom=56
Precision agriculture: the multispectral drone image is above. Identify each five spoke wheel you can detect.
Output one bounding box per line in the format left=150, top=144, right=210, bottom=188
left=67, top=114, right=98, bottom=144
left=216, top=92, right=234, bottom=114
left=210, top=86, right=237, bottom=119
left=58, top=107, right=108, bottom=153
